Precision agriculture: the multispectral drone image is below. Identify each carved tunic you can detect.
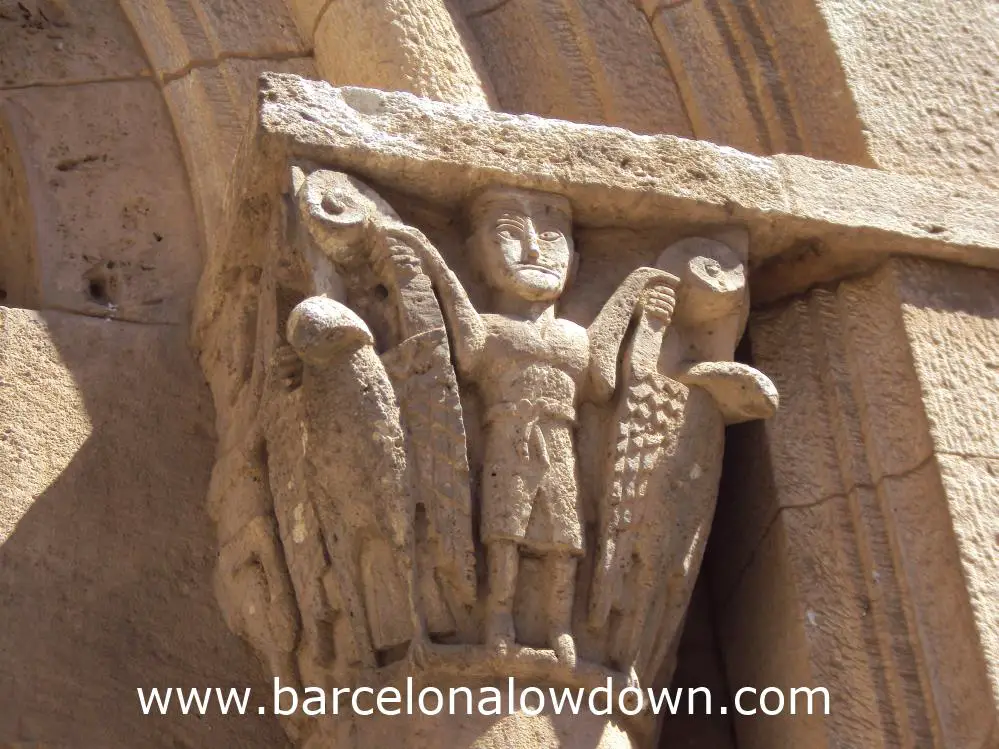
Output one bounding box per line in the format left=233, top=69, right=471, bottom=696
left=478, top=314, right=588, bottom=553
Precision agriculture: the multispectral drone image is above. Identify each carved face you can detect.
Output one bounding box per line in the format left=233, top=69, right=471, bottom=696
left=470, top=188, right=574, bottom=302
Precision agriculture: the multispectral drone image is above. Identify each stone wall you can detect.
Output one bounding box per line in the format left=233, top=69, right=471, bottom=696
left=1, top=1, right=310, bottom=745
left=714, top=258, right=999, bottom=748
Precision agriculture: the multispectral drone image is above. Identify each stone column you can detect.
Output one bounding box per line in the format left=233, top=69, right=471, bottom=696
left=713, top=257, right=999, bottom=749
left=289, top=0, right=497, bottom=108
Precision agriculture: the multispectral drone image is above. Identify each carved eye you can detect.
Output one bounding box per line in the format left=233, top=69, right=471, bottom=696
left=538, top=231, right=562, bottom=242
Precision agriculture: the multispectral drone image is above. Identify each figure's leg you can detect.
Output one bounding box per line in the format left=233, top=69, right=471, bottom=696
left=546, top=553, right=578, bottom=668
left=535, top=425, right=582, bottom=667
left=481, top=424, right=535, bottom=655
left=486, top=539, right=519, bottom=654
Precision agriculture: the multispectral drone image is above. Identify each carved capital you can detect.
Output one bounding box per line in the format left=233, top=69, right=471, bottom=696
left=197, top=76, right=778, bottom=747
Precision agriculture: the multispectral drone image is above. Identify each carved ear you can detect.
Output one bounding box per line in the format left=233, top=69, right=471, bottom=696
left=677, top=361, right=778, bottom=424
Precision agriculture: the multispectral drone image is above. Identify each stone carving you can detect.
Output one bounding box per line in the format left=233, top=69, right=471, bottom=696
left=207, top=159, right=777, bottom=745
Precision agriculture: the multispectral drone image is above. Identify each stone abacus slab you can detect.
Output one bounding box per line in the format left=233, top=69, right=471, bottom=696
left=252, top=73, right=999, bottom=300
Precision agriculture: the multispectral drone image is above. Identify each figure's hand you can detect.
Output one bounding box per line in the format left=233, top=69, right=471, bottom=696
left=641, top=278, right=678, bottom=324
left=375, top=234, right=422, bottom=272
left=374, top=225, right=439, bottom=274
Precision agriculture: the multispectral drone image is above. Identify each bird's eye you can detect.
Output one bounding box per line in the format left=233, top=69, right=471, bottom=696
left=539, top=231, right=562, bottom=242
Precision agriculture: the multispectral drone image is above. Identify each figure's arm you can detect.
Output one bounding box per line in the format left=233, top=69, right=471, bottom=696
left=379, top=225, right=486, bottom=377
left=586, top=267, right=679, bottom=403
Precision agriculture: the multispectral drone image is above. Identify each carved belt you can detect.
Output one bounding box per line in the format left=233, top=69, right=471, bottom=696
left=485, top=398, right=576, bottom=468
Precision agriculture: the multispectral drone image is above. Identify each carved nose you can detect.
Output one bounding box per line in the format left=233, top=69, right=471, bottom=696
left=524, top=226, right=541, bottom=262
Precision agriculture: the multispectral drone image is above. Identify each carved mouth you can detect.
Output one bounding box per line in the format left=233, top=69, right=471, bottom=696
left=515, top=264, right=560, bottom=277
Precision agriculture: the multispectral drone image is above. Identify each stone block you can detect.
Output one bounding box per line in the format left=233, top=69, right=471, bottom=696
left=895, top=258, right=999, bottom=459
left=119, top=0, right=307, bottom=80
left=250, top=75, right=999, bottom=304
left=880, top=457, right=997, bottom=746
left=0, top=0, right=149, bottom=89
left=648, top=1, right=761, bottom=152
left=815, top=0, right=999, bottom=190
left=933, top=454, right=999, bottom=712
left=717, top=260, right=999, bottom=748
left=287, top=0, right=329, bottom=40
left=716, top=508, right=830, bottom=749
left=0, top=80, right=201, bottom=323
left=465, top=0, right=690, bottom=136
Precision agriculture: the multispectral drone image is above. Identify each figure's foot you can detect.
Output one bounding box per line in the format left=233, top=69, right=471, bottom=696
left=407, top=633, right=430, bottom=670
left=552, top=631, right=577, bottom=670
left=486, top=611, right=515, bottom=656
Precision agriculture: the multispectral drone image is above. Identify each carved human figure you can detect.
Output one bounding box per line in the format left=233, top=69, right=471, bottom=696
left=381, top=187, right=677, bottom=666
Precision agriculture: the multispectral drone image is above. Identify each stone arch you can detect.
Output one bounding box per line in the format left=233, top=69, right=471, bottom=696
left=297, top=0, right=875, bottom=165
left=457, top=0, right=873, bottom=163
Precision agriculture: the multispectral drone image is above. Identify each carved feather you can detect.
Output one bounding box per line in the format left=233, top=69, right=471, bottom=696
left=291, top=167, right=478, bottom=617
left=381, top=328, right=477, bottom=610
left=591, top=313, right=674, bottom=632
